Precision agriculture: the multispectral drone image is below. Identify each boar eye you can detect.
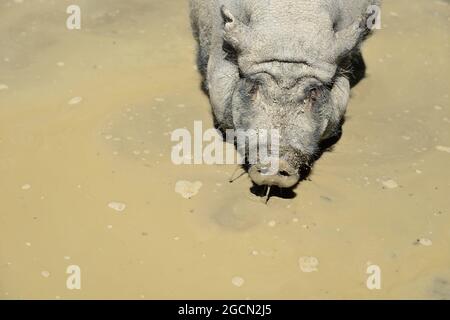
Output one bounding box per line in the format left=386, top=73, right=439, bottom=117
left=249, top=82, right=259, bottom=94
left=309, top=88, right=319, bottom=101
left=243, top=78, right=260, bottom=99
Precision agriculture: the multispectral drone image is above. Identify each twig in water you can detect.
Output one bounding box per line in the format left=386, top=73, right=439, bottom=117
left=229, top=166, right=246, bottom=183
left=265, top=186, right=272, bottom=204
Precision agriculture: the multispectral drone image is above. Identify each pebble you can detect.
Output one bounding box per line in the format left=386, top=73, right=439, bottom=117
left=0, top=84, right=8, bottom=90
left=298, top=256, right=319, bottom=273
left=175, top=180, right=202, bottom=199
left=68, top=96, right=83, bottom=105
left=107, top=201, right=126, bottom=212
left=417, top=238, right=433, bottom=246
left=436, top=145, right=450, bottom=153
left=56, top=62, right=65, bottom=67
left=267, top=220, right=276, bottom=227
left=41, top=271, right=50, bottom=278
left=21, top=184, right=31, bottom=190
left=231, top=276, right=245, bottom=287
left=382, top=179, right=398, bottom=189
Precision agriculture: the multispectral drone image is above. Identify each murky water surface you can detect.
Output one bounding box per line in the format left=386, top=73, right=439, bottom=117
left=0, top=0, right=449, bottom=299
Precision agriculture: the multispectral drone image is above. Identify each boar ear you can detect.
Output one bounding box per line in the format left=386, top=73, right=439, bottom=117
left=333, top=19, right=365, bottom=60
left=221, top=6, right=236, bottom=25
left=220, top=5, right=249, bottom=52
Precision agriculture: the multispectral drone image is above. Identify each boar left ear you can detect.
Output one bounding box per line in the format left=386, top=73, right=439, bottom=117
left=220, top=6, right=250, bottom=52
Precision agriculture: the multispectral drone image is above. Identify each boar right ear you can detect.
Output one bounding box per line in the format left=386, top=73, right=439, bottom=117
left=221, top=6, right=236, bottom=25
left=220, top=6, right=250, bottom=52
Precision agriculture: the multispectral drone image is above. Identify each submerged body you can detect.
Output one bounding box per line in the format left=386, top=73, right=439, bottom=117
left=190, top=0, right=379, bottom=188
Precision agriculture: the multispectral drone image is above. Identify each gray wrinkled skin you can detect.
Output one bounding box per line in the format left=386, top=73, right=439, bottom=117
left=190, top=0, right=380, bottom=187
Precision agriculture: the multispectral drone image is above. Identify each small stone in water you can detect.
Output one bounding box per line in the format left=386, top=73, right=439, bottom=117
left=68, top=96, right=83, bottom=105
left=267, top=220, right=276, bottom=227
left=298, top=256, right=319, bottom=273
left=0, top=84, right=8, bottom=90
left=417, top=238, right=433, bottom=246
left=436, top=145, right=450, bottom=153
left=231, top=276, right=245, bottom=287
left=108, top=201, right=126, bottom=212
left=41, top=271, right=50, bottom=278
left=382, top=179, right=398, bottom=189
left=175, top=180, right=202, bottom=199
left=21, top=184, right=31, bottom=190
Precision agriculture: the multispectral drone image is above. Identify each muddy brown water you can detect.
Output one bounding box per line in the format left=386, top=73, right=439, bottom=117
left=0, top=0, right=449, bottom=299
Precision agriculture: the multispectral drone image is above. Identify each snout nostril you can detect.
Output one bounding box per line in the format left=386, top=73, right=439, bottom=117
left=249, top=160, right=301, bottom=188
left=279, top=170, right=291, bottom=177
left=256, top=166, right=272, bottom=175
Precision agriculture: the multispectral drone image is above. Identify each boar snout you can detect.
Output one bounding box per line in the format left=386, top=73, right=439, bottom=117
left=248, top=159, right=300, bottom=188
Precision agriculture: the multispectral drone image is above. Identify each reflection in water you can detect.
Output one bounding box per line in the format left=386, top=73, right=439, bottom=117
left=0, top=0, right=449, bottom=299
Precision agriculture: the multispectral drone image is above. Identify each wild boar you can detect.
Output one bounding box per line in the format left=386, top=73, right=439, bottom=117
left=190, top=0, right=380, bottom=188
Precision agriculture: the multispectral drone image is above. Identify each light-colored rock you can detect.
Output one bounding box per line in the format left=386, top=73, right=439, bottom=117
left=382, top=179, right=398, bottom=189
left=298, top=256, right=319, bottom=273
left=107, top=201, right=126, bottom=212
left=436, top=145, right=450, bottom=153
left=175, top=180, right=202, bottom=199
left=231, top=276, right=245, bottom=287
left=68, top=96, right=83, bottom=105
left=417, top=238, right=433, bottom=246
left=41, top=271, right=50, bottom=278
